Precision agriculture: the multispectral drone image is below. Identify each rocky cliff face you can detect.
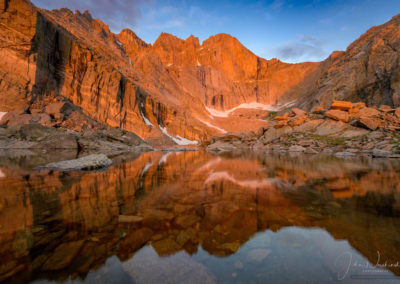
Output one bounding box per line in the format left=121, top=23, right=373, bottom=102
left=0, top=0, right=316, bottom=144
left=281, top=15, right=400, bottom=110
left=1, top=0, right=400, bottom=145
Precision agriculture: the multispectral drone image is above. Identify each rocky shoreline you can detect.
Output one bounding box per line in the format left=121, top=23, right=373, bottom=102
left=203, top=101, right=400, bottom=158
left=0, top=99, right=153, bottom=152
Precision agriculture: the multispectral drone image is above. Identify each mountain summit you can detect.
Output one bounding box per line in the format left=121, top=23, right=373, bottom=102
left=0, top=0, right=399, bottom=145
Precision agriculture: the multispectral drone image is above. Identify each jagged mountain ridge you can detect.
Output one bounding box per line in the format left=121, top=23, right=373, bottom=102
left=0, top=0, right=317, bottom=144
left=280, top=14, right=400, bottom=110
left=1, top=0, right=399, bottom=145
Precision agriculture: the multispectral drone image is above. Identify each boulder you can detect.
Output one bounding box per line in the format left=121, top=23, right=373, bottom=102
left=358, top=107, right=380, bottom=118
left=291, top=108, right=306, bottom=117
left=31, top=113, right=53, bottom=127
left=331, top=100, right=353, bottom=111
left=5, top=114, right=32, bottom=126
left=274, top=120, right=287, bottom=128
left=262, top=126, right=292, bottom=143
left=288, top=145, right=305, bottom=152
left=217, top=132, right=243, bottom=141
left=256, top=125, right=268, bottom=138
left=352, top=102, right=366, bottom=109
left=293, top=119, right=324, bottom=132
left=45, top=102, right=74, bottom=117
left=0, top=109, right=26, bottom=125
left=314, top=120, right=348, bottom=136
left=288, top=116, right=307, bottom=127
left=274, top=113, right=289, bottom=120
left=356, top=117, right=380, bottom=130
left=325, top=109, right=350, bottom=122
left=379, top=105, right=395, bottom=113
left=305, top=147, right=319, bottom=154
left=206, top=140, right=239, bottom=152
left=312, top=106, right=325, bottom=114
left=349, top=102, right=366, bottom=115
left=0, top=111, right=53, bottom=127
left=242, top=131, right=257, bottom=140
left=38, top=154, right=113, bottom=171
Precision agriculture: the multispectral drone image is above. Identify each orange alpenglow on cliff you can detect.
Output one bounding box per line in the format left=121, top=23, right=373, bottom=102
left=1, top=0, right=400, bottom=145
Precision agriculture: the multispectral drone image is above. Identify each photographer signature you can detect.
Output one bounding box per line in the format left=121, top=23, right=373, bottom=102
left=334, top=251, right=400, bottom=280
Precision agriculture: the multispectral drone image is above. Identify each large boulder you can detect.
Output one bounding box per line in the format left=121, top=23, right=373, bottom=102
left=330, top=100, right=353, bottom=111
left=356, top=117, right=380, bottom=130
left=262, top=126, right=292, bottom=143
left=291, top=108, right=306, bottom=117
left=38, top=154, right=113, bottom=171
left=206, top=140, right=239, bottom=152
left=0, top=111, right=53, bottom=127
left=45, top=102, right=74, bottom=121
left=325, top=109, right=350, bottom=122
left=358, top=107, right=380, bottom=118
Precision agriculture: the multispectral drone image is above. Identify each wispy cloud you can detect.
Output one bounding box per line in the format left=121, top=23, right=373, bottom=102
left=270, top=0, right=285, bottom=11
left=138, top=3, right=228, bottom=33
left=263, top=34, right=328, bottom=63
left=32, top=0, right=150, bottom=32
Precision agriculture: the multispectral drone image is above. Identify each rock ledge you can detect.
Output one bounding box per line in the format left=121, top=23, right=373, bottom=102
left=38, top=154, right=113, bottom=171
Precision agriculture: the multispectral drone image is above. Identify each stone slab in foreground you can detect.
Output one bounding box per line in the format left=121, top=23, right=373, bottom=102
left=38, top=154, right=113, bottom=171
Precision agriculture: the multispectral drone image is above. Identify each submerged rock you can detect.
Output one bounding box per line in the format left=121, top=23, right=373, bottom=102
left=38, top=154, right=113, bottom=171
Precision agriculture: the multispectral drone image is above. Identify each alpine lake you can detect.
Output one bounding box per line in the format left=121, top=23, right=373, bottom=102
left=1, top=149, right=400, bottom=283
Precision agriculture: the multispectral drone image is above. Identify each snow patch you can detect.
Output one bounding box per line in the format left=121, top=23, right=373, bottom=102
left=159, top=152, right=173, bottom=166
left=205, top=171, right=274, bottom=189
left=140, top=110, right=153, bottom=127
left=116, top=40, right=123, bottom=47
left=194, top=157, right=222, bottom=174
left=0, top=169, right=5, bottom=179
left=206, top=102, right=275, bottom=118
left=196, top=118, right=226, bottom=133
left=159, top=126, right=198, bottom=145
left=166, top=63, right=172, bottom=67
left=197, top=60, right=201, bottom=67
left=140, top=161, right=153, bottom=177
left=206, top=101, right=297, bottom=117
left=0, top=112, right=7, bottom=121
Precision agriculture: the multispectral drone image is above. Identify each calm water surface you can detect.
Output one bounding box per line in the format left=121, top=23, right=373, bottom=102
left=1, top=150, right=400, bottom=283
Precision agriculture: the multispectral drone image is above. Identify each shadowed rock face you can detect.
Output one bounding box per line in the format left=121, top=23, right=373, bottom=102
left=0, top=151, right=400, bottom=282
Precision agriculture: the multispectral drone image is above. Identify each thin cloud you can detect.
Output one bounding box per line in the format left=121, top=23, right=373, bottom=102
left=275, top=42, right=326, bottom=62
left=263, top=35, right=328, bottom=63
left=270, top=0, right=285, bottom=11
left=32, top=0, right=150, bottom=32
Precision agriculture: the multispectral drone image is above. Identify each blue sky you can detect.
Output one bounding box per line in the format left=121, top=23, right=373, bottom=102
left=32, top=0, right=400, bottom=63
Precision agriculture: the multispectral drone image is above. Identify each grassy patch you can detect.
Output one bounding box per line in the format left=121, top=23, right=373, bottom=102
left=311, top=135, right=347, bottom=146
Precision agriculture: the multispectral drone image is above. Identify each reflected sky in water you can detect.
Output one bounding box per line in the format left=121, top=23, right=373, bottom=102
left=1, top=151, right=400, bottom=283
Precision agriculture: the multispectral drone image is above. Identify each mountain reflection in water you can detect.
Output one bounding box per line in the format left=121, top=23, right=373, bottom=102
left=0, top=151, right=400, bottom=283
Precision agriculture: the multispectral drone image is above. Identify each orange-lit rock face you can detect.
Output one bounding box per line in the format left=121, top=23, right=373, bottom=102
left=285, top=15, right=400, bottom=110
left=0, top=0, right=317, bottom=143
left=0, top=151, right=400, bottom=282
left=3, top=1, right=400, bottom=143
